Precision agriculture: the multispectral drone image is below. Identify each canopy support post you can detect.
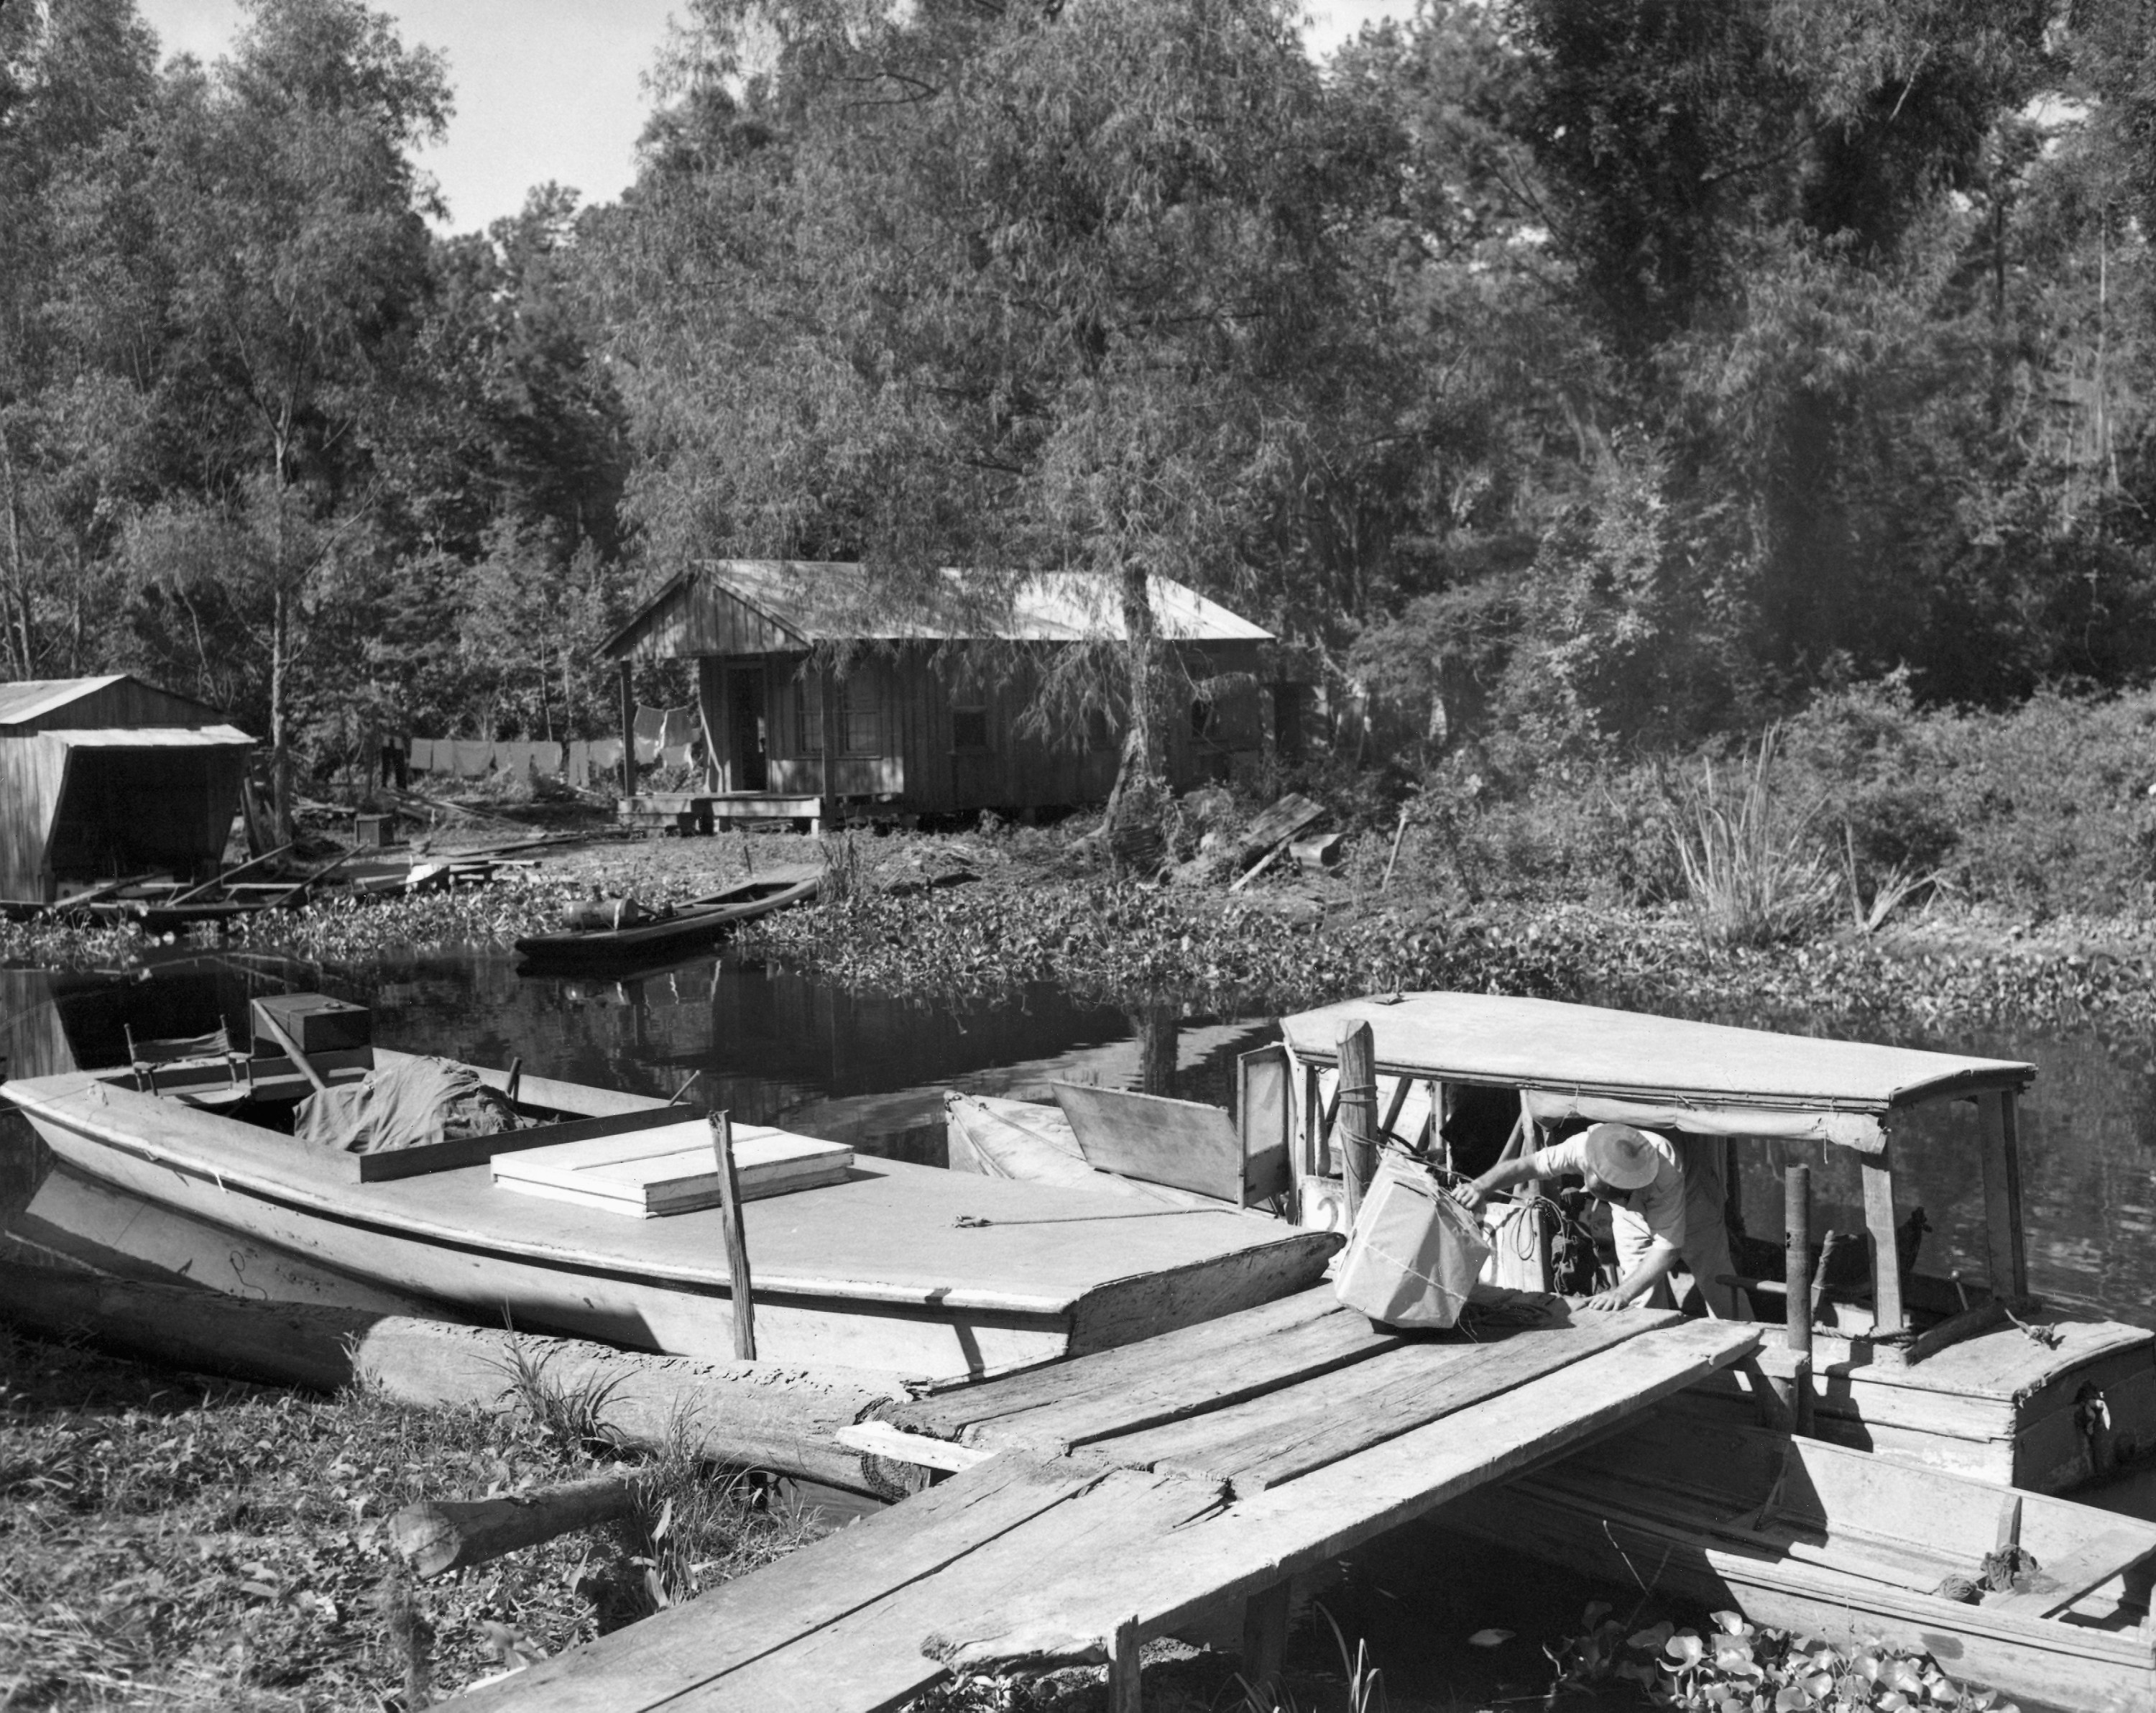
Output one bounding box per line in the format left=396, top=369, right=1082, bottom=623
left=1978, top=1089, right=2029, bottom=1303
left=1862, top=1152, right=1906, bottom=1336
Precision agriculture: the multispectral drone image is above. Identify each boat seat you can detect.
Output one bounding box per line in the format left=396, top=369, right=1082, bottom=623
left=125, top=1023, right=251, bottom=1098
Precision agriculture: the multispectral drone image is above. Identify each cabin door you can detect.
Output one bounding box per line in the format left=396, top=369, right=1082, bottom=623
left=728, top=670, right=768, bottom=791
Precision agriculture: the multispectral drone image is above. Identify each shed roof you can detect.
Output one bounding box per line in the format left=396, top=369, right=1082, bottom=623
left=1281, top=992, right=2034, bottom=1118
left=0, top=677, right=129, bottom=726
left=41, top=725, right=254, bottom=749
left=606, top=560, right=1271, bottom=659
left=0, top=675, right=232, bottom=733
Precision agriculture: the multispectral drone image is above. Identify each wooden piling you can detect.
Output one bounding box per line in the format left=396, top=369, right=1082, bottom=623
left=711, top=1111, right=757, bottom=1361
left=1240, top=1579, right=1291, bottom=1699
left=1337, top=1021, right=1378, bottom=1226
left=1784, top=1164, right=1814, bottom=1435
left=1109, top=1614, right=1144, bottom=1713
left=618, top=660, right=636, bottom=799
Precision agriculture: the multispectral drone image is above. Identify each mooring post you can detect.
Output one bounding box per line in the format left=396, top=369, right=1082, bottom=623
left=1240, top=1579, right=1292, bottom=1701
left=1109, top=1614, right=1143, bottom=1713
left=710, top=1111, right=757, bottom=1361
left=618, top=659, right=637, bottom=802
left=1784, top=1164, right=1814, bottom=1435
left=1337, top=1021, right=1378, bottom=1226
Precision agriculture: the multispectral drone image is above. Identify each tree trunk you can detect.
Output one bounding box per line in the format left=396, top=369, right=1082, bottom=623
left=271, top=582, right=294, bottom=846
left=1102, top=564, right=1171, bottom=874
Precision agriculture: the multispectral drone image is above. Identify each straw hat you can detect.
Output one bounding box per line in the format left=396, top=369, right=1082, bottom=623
left=1580, top=1122, right=1661, bottom=1191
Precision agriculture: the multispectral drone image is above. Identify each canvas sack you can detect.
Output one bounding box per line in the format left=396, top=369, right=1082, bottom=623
left=1333, top=1152, right=1492, bottom=1328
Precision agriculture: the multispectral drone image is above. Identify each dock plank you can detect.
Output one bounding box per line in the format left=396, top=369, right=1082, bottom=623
left=453, top=1319, right=1761, bottom=1713
left=893, top=1285, right=1348, bottom=1440
left=449, top=1453, right=1113, bottom=1713
left=911, top=1299, right=1411, bottom=1456
left=931, top=1318, right=1764, bottom=1673
left=1099, top=1304, right=1676, bottom=1491
left=670, top=1469, right=1225, bottom=1713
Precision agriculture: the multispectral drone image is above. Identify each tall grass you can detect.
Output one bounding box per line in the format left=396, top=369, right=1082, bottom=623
left=1668, top=725, right=1840, bottom=946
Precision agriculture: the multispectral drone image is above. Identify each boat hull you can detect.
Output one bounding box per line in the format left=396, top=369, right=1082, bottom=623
left=514, top=870, right=819, bottom=969
left=6, top=1061, right=1337, bottom=1381
left=1443, top=1408, right=2156, bottom=1713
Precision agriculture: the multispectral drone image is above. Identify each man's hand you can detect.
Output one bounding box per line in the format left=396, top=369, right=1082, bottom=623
left=1452, top=1177, right=1491, bottom=1215
left=1580, top=1287, right=1632, bottom=1313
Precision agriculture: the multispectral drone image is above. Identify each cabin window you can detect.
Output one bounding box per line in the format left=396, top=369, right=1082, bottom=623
left=951, top=704, right=990, bottom=753
left=1191, top=697, right=1215, bottom=740
left=1086, top=707, right=1116, bottom=752
left=801, top=681, right=880, bottom=755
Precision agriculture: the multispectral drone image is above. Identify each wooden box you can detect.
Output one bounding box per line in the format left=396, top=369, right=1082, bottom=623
left=491, top=1120, right=854, bottom=1217
left=252, top=993, right=372, bottom=1057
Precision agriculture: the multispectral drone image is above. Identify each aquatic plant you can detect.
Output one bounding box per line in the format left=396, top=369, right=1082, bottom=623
left=1547, top=1606, right=2021, bottom=1713
left=1668, top=728, right=1841, bottom=947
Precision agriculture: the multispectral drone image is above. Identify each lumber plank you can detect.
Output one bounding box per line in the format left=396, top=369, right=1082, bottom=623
left=1099, top=1305, right=1675, bottom=1492
left=451, top=1454, right=1118, bottom=1713
left=938, top=1303, right=1411, bottom=1456
left=668, top=1468, right=1225, bottom=1713
left=892, top=1285, right=1344, bottom=1439
left=1983, top=1526, right=2156, bottom=1619
left=1052, top=1082, right=1244, bottom=1203
left=929, top=1318, right=1762, bottom=1673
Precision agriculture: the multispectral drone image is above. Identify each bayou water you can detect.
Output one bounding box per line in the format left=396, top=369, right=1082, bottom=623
left=3, top=944, right=2152, bottom=1329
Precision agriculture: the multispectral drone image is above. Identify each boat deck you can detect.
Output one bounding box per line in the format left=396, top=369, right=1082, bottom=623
left=453, top=1289, right=1761, bottom=1712
left=1, top=1066, right=1337, bottom=1375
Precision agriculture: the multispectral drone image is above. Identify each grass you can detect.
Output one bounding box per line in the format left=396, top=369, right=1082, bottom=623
left=1667, top=725, right=1841, bottom=947
left=0, top=1324, right=827, bottom=1710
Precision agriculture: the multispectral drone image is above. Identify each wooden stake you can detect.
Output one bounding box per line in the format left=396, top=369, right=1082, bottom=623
left=1381, top=801, right=1411, bottom=892
left=1861, top=1154, right=1906, bottom=1336
left=1784, top=1165, right=1814, bottom=1435
left=619, top=659, right=637, bottom=800
left=1240, top=1579, right=1291, bottom=1700
left=1978, top=1090, right=2030, bottom=1303
left=1337, top=1021, right=1378, bottom=1227
left=711, top=1111, right=757, bottom=1360
left=1109, top=1614, right=1143, bottom=1713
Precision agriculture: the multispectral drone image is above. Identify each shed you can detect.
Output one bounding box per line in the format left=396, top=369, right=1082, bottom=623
left=0, top=676, right=254, bottom=903
left=603, top=561, right=1284, bottom=821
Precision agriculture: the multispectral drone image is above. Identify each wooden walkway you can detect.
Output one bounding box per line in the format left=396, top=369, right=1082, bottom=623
left=456, top=1288, right=1761, bottom=1712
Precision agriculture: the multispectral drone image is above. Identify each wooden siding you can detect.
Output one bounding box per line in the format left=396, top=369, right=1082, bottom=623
left=0, top=736, right=245, bottom=900
left=0, top=736, right=67, bottom=901
left=0, top=676, right=231, bottom=735
left=619, top=574, right=801, bottom=661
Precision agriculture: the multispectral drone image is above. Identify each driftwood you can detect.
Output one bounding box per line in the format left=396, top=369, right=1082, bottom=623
left=0, top=1262, right=908, bottom=1495
left=391, top=1471, right=642, bottom=1577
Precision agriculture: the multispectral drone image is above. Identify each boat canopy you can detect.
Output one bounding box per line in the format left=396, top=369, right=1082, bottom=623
left=1279, top=993, right=2035, bottom=1152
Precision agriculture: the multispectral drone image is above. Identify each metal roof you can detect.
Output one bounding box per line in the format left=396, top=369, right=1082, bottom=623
left=0, top=676, right=129, bottom=725
left=607, top=560, right=1272, bottom=657
left=1282, top=992, right=2034, bottom=1117
left=42, top=725, right=254, bottom=748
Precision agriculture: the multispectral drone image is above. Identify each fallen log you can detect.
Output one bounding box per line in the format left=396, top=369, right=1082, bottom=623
left=0, top=1262, right=908, bottom=1496
left=391, top=1471, right=641, bottom=1577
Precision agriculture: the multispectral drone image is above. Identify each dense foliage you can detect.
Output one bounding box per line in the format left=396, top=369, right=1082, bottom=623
left=11, top=0, right=2156, bottom=827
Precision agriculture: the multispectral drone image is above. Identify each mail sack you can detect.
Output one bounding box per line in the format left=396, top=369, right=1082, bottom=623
left=1333, top=1152, right=1492, bottom=1328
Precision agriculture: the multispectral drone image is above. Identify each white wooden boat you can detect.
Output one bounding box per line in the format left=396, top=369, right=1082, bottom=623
left=1445, top=1407, right=2156, bottom=1713
left=0, top=1020, right=1338, bottom=1381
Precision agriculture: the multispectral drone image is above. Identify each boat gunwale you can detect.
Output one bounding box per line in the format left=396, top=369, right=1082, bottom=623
left=1, top=1070, right=1097, bottom=1318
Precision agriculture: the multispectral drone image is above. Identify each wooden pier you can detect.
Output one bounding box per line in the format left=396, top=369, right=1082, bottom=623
left=455, top=1287, right=1761, bottom=1711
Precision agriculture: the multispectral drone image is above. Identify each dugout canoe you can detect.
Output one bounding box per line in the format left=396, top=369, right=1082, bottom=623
left=1444, top=1405, right=2156, bottom=1713
left=512, top=865, right=819, bottom=969
left=0, top=1036, right=1337, bottom=1380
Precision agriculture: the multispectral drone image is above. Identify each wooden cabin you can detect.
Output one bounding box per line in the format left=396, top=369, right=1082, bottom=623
left=0, top=676, right=253, bottom=904
left=602, top=561, right=1280, bottom=824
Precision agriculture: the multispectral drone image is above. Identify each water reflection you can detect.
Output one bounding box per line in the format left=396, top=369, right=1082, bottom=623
left=1, top=953, right=2150, bottom=1329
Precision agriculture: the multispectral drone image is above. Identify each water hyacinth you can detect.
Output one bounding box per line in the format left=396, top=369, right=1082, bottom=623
left=1639, top=1612, right=2016, bottom=1713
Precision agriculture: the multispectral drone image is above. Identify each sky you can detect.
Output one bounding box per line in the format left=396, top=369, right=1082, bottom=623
left=134, top=0, right=1413, bottom=235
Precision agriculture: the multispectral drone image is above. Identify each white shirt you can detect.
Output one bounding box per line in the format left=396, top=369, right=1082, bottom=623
left=1533, top=1130, right=1686, bottom=1251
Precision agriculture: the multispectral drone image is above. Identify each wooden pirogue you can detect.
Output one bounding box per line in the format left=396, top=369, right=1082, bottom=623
left=0, top=1003, right=1336, bottom=1379
left=451, top=1287, right=1762, bottom=1712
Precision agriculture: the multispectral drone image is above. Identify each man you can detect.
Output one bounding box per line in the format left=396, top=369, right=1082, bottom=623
left=1454, top=1121, right=1734, bottom=1315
